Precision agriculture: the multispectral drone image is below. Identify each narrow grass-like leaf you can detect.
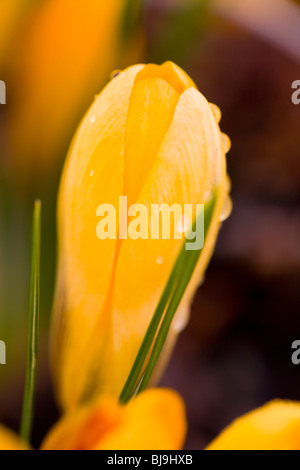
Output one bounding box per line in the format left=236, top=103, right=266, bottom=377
left=20, top=200, right=41, bottom=443
left=119, top=248, right=185, bottom=403
left=136, top=194, right=216, bottom=395
left=119, top=190, right=218, bottom=403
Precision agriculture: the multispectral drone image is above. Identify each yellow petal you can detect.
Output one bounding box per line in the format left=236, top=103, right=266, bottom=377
left=0, top=425, right=28, bottom=450
left=207, top=400, right=300, bottom=450
left=123, top=61, right=197, bottom=206
left=124, top=67, right=180, bottom=206
left=42, top=389, right=186, bottom=451
left=51, top=64, right=145, bottom=410
left=102, top=389, right=187, bottom=450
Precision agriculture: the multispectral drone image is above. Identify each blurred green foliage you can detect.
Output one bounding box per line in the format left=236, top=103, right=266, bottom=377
left=146, top=0, right=210, bottom=65
left=122, top=0, right=143, bottom=43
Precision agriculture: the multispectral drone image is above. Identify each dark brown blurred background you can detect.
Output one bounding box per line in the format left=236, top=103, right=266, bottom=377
left=160, top=3, right=300, bottom=448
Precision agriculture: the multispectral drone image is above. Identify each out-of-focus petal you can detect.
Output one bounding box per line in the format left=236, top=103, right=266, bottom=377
left=7, top=0, right=128, bottom=180
left=0, top=0, right=29, bottom=67
left=207, top=400, right=300, bottom=450
left=42, top=389, right=186, bottom=451
left=101, top=389, right=186, bottom=450
left=0, top=425, right=28, bottom=450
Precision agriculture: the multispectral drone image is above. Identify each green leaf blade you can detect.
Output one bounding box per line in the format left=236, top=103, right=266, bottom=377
left=136, top=194, right=217, bottom=394
left=20, top=199, right=41, bottom=444
left=119, top=189, right=218, bottom=403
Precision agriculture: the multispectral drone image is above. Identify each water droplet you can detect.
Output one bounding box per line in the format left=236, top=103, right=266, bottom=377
left=90, top=114, right=96, bottom=124
left=221, top=133, right=231, bottom=153
left=209, top=103, right=221, bottom=123
left=203, top=190, right=212, bottom=203
left=110, top=69, right=121, bottom=80
left=156, top=256, right=164, bottom=265
left=176, top=215, right=190, bottom=234
left=89, top=169, right=94, bottom=177
left=173, top=307, right=190, bottom=333
left=220, top=195, right=232, bottom=222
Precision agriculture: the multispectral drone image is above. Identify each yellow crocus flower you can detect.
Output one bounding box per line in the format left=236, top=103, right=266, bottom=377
left=42, top=388, right=186, bottom=450
left=2, top=396, right=300, bottom=450
left=51, top=61, right=231, bottom=410
left=207, top=400, right=300, bottom=450
left=0, top=0, right=32, bottom=68
left=6, top=0, right=138, bottom=181
left=0, top=388, right=186, bottom=450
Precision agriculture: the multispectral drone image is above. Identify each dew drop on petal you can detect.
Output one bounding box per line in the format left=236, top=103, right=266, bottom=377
left=89, top=169, right=94, bottom=177
left=173, top=307, right=190, bottom=333
left=90, top=114, right=97, bottom=124
left=156, top=256, right=164, bottom=265
left=110, top=69, right=121, bottom=80
left=209, top=103, right=222, bottom=123
left=221, top=133, right=231, bottom=153
left=219, top=195, right=233, bottom=222
left=203, top=190, right=212, bottom=203
left=176, top=215, right=190, bottom=234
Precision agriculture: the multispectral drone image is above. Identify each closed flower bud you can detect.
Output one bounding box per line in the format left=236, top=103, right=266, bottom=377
left=51, top=61, right=231, bottom=410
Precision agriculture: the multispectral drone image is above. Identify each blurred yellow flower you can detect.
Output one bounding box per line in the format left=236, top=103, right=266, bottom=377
left=3, top=396, right=300, bottom=450
left=51, top=61, right=231, bottom=410
left=6, top=0, right=141, bottom=181
left=41, top=388, right=186, bottom=450
left=0, top=389, right=185, bottom=450
left=207, top=400, right=300, bottom=450
left=0, top=0, right=32, bottom=68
